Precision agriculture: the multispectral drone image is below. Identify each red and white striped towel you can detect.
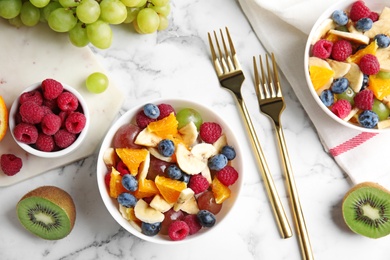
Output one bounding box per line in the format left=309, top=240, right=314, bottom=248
left=238, top=0, right=390, bottom=188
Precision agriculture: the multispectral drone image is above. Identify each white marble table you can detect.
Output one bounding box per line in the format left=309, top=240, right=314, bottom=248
left=1, top=0, right=389, bottom=259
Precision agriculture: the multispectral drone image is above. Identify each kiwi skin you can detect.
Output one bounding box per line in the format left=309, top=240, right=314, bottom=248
left=342, top=182, right=390, bottom=239
left=17, top=186, right=76, bottom=240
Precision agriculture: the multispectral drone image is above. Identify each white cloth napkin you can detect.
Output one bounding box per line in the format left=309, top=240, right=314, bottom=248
left=238, top=0, right=390, bottom=188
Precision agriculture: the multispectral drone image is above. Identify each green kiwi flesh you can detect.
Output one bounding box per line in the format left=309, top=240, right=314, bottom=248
left=17, top=186, right=76, bottom=240
left=342, top=182, right=390, bottom=239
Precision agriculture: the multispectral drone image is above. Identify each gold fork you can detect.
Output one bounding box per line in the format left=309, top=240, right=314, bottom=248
left=253, top=53, right=314, bottom=260
left=208, top=27, right=292, bottom=239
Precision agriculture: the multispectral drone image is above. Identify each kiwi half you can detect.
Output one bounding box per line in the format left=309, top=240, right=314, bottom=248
left=17, top=186, right=76, bottom=240
left=342, top=182, right=390, bottom=239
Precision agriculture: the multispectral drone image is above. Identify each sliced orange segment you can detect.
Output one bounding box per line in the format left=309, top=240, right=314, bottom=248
left=368, top=75, right=390, bottom=100
left=133, top=178, right=159, bottom=199
left=109, top=167, right=127, bottom=198
left=346, top=41, right=378, bottom=64
left=155, top=175, right=187, bottom=203
left=309, top=66, right=335, bottom=91
left=211, top=177, right=231, bottom=204
left=116, top=148, right=149, bottom=176
left=147, top=112, right=178, bottom=138
left=0, top=95, right=8, bottom=142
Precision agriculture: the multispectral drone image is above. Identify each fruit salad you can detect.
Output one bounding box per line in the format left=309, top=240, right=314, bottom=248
left=101, top=102, right=240, bottom=241
left=308, top=0, right=390, bottom=129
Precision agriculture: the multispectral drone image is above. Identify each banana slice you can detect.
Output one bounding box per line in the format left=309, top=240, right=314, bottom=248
left=134, top=199, right=165, bottom=223
left=134, top=128, right=162, bottom=147
left=213, top=134, right=227, bottom=153
left=119, top=205, right=142, bottom=232
left=178, top=121, right=198, bottom=147
left=103, top=147, right=117, bottom=168
left=378, top=119, right=390, bottom=129
left=311, top=18, right=335, bottom=45
left=173, top=188, right=195, bottom=211
left=344, top=62, right=364, bottom=93
left=180, top=195, right=199, bottom=215
left=148, top=147, right=173, bottom=163
left=201, top=166, right=212, bottom=184
left=176, top=143, right=207, bottom=175
left=327, top=59, right=351, bottom=78
left=150, top=194, right=173, bottom=213
left=309, top=56, right=332, bottom=69
left=329, top=29, right=370, bottom=45
left=137, top=151, right=150, bottom=180
left=376, top=48, right=390, bottom=72
left=191, top=143, right=217, bottom=161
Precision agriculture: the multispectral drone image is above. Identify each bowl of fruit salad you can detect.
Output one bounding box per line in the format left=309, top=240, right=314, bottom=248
left=97, top=99, right=243, bottom=244
left=305, top=0, right=390, bottom=132
left=9, top=79, right=89, bottom=158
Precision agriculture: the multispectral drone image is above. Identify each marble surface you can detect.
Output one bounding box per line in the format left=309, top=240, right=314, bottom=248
left=0, top=0, right=389, bottom=259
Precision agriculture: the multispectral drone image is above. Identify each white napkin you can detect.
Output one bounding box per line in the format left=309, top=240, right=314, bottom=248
left=238, top=0, right=390, bottom=188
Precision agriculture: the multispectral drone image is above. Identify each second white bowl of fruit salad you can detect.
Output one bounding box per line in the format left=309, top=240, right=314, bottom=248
left=97, top=99, right=243, bottom=244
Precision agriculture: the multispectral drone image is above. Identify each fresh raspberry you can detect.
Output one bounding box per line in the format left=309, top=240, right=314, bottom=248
left=19, top=101, right=44, bottom=124
left=41, top=106, right=53, bottom=116
left=54, top=129, right=76, bottom=148
left=216, top=165, right=239, bottom=186
left=359, top=54, right=380, bottom=75
left=116, top=160, right=130, bottom=176
left=19, top=90, right=43, bottom=105
left=65, top=112, right=86, bottom=134
left=0, top=154, right=23, bottom=176
left=350, top=1, right=371, bottom=22
left=183, top=214, right=202, bottom=235
left=13, top=123, right=38, bottom=144
left=157, top=103, right=175, bottom=119
left=35, top=133, right=55, bottom=152
left=41, top=78, right=63, bottom=100
left=312, top=39, right=333, bottom=59
left=168, top=220, right=190, bottom=241
left=199, top=122, right=222, bottom=143
left=136, top=110, right=156, bottom=128
left=331, top=40, right=352, bottom=61
left=41, top=114, right=61, bottom=135
left=331, top=99, right=352, bottom=119
left=59, top=111, right=71, bottom=128
left=42, top=98, right=58, bottom=112
left=188, top=174, right=209, bottom=194
left=369, top=11, right=379, bottom=22
left=57, top=91, right=79, bottom=112
left=104, top=170, right=111, bottom=188
left=354, top=89, right=374, bottom=110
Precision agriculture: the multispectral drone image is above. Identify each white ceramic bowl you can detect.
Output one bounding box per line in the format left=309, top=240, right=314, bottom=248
left=304, top=0, right=390, bottom=132
left=9, top=81, right=90, bottom=158
left=97, top=98, right=243, bottom=244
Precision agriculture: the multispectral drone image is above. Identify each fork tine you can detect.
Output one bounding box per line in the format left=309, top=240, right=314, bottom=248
left=270, top=53, right=283, bottom=98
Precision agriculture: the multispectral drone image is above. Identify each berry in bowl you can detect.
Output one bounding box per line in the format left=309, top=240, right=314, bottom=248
left=305, top=0, right=390, bottom=132
left=9, top=79, right=89, bottom=158
left=97, top=99, right=243, bottom=244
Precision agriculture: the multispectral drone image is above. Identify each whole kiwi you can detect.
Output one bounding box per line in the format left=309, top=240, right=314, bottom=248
left=342, top=182, right=390, bottom=239
left=16, top=186, right=76, bottom=240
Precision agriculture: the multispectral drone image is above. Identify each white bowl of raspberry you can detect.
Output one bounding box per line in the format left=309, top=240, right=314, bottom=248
left=305, top=0, right=390, bottom=132
left=9, top=79, right=90, bottom=158
left=96, top=98, right=243, bottom=244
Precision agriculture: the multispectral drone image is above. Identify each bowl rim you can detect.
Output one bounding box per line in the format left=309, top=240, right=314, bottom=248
left=96, top=97, right=244, bottom=244
left=304, top=0, right=390, bottom=133
left=9, top=82, right=90, bottom=158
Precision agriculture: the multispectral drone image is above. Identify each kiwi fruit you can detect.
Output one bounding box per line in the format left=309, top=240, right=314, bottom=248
left=16, top=186, right=76, bottom=240
left=342, top=182, right=390, bottom=239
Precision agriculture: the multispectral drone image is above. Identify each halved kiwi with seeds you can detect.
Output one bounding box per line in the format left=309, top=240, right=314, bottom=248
left=17, top=186, right=76, bottom=240
left=342, top=182, right=390, bottom=239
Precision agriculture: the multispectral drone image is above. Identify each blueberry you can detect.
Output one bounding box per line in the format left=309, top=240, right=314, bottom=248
left=197, top=210, right=216, bottom=227
left=320, top=89, right=334, bottom=107
left=141, top=222, right=161, bottom=236
left=122, top=174, right=138, bottom=191
left=166, top=164, right=183, bottom=180
left=361, top=74, right=369, bottom=90
left=158, top=139, right=175, bottom=157
left=143, top=103, right=160, bottom=119
left=208, top=154, right=228, bottom=171
left=117, top=193, right=137, bottom=208
left=374, top=34, right=390, bottom=48
left=355, top=18, right=373, bottom=32
left=180, top=172, right=190, bottom=183
left=358, top=110, right=379, bottom=128
left=221, top=145, right=236, bottom=160
left=331, top=10, right=348, bottom=26
left=331, top=78, right=349, bottom=94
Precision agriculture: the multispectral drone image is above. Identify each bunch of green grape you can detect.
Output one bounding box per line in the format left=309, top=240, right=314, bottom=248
left=0, top=0, right=171, bottom=49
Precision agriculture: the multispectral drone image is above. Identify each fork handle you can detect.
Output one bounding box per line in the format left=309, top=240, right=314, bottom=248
left=236, top=98, right=292, bottom=239
left=275, top=126, right=314, bottom=260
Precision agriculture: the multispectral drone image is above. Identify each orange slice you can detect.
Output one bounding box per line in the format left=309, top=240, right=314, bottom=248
left=211, top=177, right=231, bottom=204
left=147, top=112, right=178, bottom=138
left=109, top=167, right=127, bottom=198
left=309, top=66, right=335, bottom=91
left=133, top=178, right=159, bottom=199
left=116, top=148, right=149, bottom=176
left=155, top=175, right=187, bottom=203
left=368, top=75, right=390, bottom=100
left=346, top=41, right=378, bottom=64
left=0, top=95, right=8, bottom=142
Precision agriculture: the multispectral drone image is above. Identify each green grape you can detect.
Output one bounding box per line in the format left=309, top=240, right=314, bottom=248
left=86, top=20, right=113, bottom=49
left=100, top=0, right=127, bottom=24
left=176, top=108, right=203, bottom=130
left=336, top=87, right=355, bottom=106
left=20, top=1, right=40, bottom=26
left=150, top=0, right=169, bottom=7
left=48, top=8, right=77, bottom=32
left=136, top=7, right=159, bottom=34
left=372, top=99, right=390, bottom=121
left=0, top=0, right=22, bottom=19
left=86, top=72, right=109, bottom=93
left=135, top=0, right=147, bottom=7
left=76, top=0, right=100, bottom=24
left=8, top=15, right=24, bottom=27
left=377, top=71, right=390, bottom=79
left=30, top=0, right=50, bottom=8
left=120, top=0, right=142, bottom=7
left=59, top=0, right=79, bottom=7
left=123, top=7, right=139, bottom=23
left=69, top=22, right=89, bottom=47
left=151, top=4, right=170, bottom=17
left=42, top=1, right=61, bottom=21
left=158, top=13, right=168, bottom=30
left=132, top=18, right=144, bottom=34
